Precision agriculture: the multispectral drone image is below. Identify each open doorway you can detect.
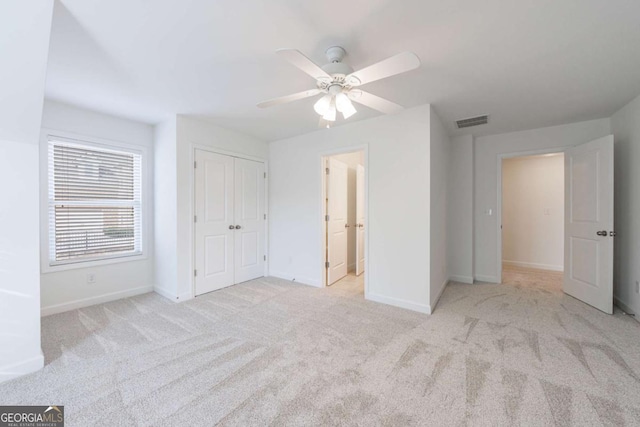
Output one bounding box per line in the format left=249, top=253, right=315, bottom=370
left=322, top=150, right=366, bottom=294
left=500, top=152, right=565, bottom=291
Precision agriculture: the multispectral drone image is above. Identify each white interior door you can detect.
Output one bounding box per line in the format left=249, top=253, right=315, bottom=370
left=327, top=158, right=348, bottom=285
left=234, top=158, right=266, bottom=283
left=356, top=164, right=365, bottom=276
left=194, top=150, right=235, bottom=295
left=564, top=135, right=614, bottom=314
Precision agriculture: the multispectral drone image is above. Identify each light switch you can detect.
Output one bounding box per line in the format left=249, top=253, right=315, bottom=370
left=484, top=208, right=493, bottom=216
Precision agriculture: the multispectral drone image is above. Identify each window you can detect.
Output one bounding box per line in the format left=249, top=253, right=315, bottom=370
left=48, top=139, right=143, bottom=265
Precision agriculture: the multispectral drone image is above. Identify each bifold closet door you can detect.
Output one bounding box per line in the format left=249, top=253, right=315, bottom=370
left=195, top=150, right=266, bottom=296
left=234, top=158, right=266, bottom=284
left=194, top=150, right=235, bottom=295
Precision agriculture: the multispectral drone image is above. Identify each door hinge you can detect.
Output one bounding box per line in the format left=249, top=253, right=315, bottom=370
left=194, top=215, right=197, bottom=223
left=194, top=161, right=197, bottom=169
left=325, top=167, right=330, bottom=175
left=264, top=213, right=267, bottom=220
left=264, top=255, right=266, bottom=261
left=325, top=261, right=330, bottom=268
left=194, top=269, right=198, bottom=277
left=325, top=215, right=330, bottom=221
left=264, top=172, right=267, bottom=178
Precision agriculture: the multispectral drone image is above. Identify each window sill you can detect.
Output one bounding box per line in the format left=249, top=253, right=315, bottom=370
left=41, top=252, right=147, bottom=274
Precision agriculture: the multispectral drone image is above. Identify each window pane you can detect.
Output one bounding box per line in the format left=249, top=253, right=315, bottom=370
left=49, top=140, right=142, bottom=264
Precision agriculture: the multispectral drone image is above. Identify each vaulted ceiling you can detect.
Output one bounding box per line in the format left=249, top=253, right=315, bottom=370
left=46, top=0, right=640, bottom=141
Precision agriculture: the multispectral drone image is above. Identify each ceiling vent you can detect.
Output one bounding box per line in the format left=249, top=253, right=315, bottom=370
left=455, top=115, right=489, bottom=129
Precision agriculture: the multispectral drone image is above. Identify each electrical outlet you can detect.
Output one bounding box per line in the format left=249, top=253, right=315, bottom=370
left=87, top=273, right=96, bottom=284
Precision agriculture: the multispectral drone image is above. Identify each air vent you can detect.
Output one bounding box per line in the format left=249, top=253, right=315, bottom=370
left=455, top=115, right=489, bottom=129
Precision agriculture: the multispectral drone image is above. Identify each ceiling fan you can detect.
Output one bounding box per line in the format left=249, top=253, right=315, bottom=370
left=257, top=46, right=420, bottom=125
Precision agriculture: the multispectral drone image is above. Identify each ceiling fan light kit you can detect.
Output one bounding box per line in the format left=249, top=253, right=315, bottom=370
left=257, top=46, right=420, bottom=124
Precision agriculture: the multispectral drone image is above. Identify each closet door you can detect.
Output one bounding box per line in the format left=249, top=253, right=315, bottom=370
left=194, top=150, right=235, bottom=295
left=233, top=158, right=266, bottom=283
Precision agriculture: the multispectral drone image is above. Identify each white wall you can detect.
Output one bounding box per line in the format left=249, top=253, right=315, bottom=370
left=330, top=151, right=364, bottom=272
left=447, top=135, right=474, bottom=283
left=430, top=109, right=451, bottom=308
left=502, top=154, right=564, bottom=271
left=269, top=105, right=433, bottom=313
left=39, top=100, right=155, bottom=315
left=611, top=93, right=640, bottom=316
left=153, top=115, right=268, bottom=301
left=153, top=117, right=178, bottom=300
left=473, top=118, right=611, bottom=282
left=0, top=1, right=53, bottom=383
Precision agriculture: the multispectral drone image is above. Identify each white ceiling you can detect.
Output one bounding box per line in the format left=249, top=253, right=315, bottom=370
left=46, top=0, right=640, bottom=142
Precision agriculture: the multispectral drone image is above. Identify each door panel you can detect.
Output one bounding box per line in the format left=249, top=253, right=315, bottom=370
left=356, top=164, right=365, bottom=276
left=327, top=158, right=348, bottom=285
left=234, top=158, right=265, bottom=283
left=564, top=135, right=614, bottom=314
left=195, top=150, right=234, bottom=295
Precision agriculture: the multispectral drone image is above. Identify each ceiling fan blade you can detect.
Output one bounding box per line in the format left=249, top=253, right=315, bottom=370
left=349, top=90, right=403, bottom=114
left=257, top=88, right=321, bottom=109
left=276, top=49, right=331, bottom=81
left=346, top=52, right=420, bottom=86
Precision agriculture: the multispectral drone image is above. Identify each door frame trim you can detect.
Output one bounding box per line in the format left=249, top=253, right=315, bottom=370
left=320, top=145, right=369, bottom=298
left=496, top=147, right=565, bottom=284
left=190, top=144, right=269, bottom=299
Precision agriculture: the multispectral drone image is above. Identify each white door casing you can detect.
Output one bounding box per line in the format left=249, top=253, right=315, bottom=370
left=563, top=135, right=614, bottom=314
left=234, top=158, right=266, bottom=284
left=356, top=164, right=365, bottom=276
left=194, top=150, right=266, bottom=296
left=194, top=150, right=235, bottom=295
left=327, top=158, right=348, bottom=285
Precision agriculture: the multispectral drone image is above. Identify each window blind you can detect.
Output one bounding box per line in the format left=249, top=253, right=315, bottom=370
left=48, top=140, right=143, bottom=264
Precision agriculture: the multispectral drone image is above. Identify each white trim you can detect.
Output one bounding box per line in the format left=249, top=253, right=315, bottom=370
left=430, top=279, right=449, bottom=313
left=614, top=296, right=637, bottom=320
left=153, top=285, right=178, bottom=301
left=177, top=291, right=194, bottom=302
left=189, top=144, right=269, bottom=299
left=268, top=272, right=322, bottom=288
left=40, top=285, right=153, bottom=316
left=502, top=260, right=563, bottom=272
left=367, top=292, right=431, bottom=314
left=39, top=129, right=151, bottom=274
left=475, top=275, right=500, bottom=283
left=496, top=147, right=566, bottom=284
left=449, top=275, right=474, bottom=284
left=319, top=145, right=369, bottom=299
left=0, top=352, right=44, bottom=384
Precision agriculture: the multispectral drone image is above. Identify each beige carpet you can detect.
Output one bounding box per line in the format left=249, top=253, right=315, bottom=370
left=1, top=268, right=640, bottom=426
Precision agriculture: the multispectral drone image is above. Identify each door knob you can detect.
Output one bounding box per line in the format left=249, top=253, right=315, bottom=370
left=345, top=224, right=350, bottom=228
left=358, top=223, right=364, bottom=228
left=596, top=230, right=607, bottom=236
left=235, top=225, right=242, bottom=229
left=229, top=225, right=235, bottom=230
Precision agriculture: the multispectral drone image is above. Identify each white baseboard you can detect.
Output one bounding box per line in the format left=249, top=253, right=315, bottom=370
left=449, top=275, right=474, bottom=284
left=268, top=271, right=322, bottom=288
left=614, top=296, right=638, bottom=322
left=430, top=279, right=449, bottom=312
left=177, top=292, right=194, bottom=302
left=0, top=351, right=44, bottom=384
left=503, top=260, right=563, bottom=272
left=153, top=285, right=178, bottom=301
left=475, top=275, right=500, bottom=283
left=41, top=285, right=153, bottom=317
left=367, top=292, right=431, bottom=314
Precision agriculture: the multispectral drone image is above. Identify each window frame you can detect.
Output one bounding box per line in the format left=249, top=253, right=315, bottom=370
left=40, top=131, right=149, bottom=273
